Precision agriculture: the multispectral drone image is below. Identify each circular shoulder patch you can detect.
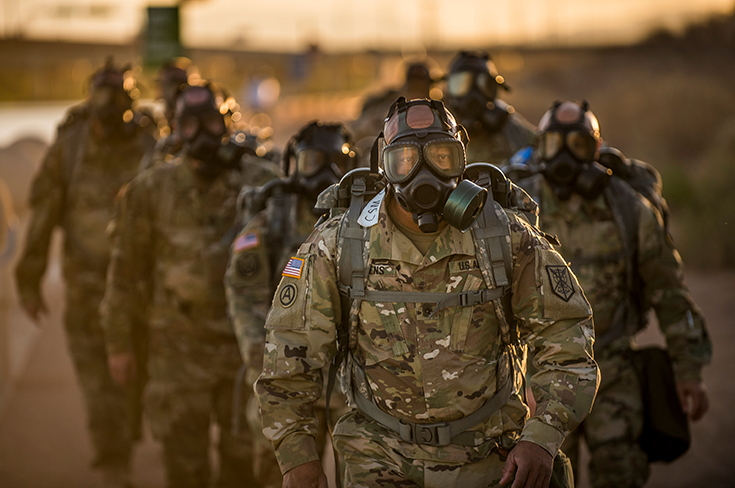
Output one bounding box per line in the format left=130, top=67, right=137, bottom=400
left=237, top=254, right=260, bottom=278
left=278, top=283, right=298, bottom=308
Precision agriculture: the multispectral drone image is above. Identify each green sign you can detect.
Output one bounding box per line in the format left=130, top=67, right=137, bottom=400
left=144, top=6, right=182, bottom=68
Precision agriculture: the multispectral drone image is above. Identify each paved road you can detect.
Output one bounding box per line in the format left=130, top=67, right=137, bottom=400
left=0, top=269, right=733, bottom=488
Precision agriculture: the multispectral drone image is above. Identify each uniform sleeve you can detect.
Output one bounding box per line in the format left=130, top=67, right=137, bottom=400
left=224, top=215, right=272, bottom=372
left=254, top=218, right=342, bottom=474
left=508, top=213, right=599, bottom=457
left=636, top=201, right=712, bottom=381
left=14, top=137, right=66, bottom=303
left=100, top=173, right=155, bottom=355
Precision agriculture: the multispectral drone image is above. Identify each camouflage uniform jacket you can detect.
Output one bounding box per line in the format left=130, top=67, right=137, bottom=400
left=465, top=102, right=536, bottom=166
left=256, top=195, right=599, bottom=473
left=15, top=104, right=155, bottom=300
left=532, top=176, right=712, bottom=380
left=101, top=155, right=280, bottom=357
left=225, top=193, right=318, bottom=367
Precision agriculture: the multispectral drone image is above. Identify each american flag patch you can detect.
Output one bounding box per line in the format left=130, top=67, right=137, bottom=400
left=282, top=257, right=305, bottom=279
left=234, top=231, right=260, bottom=252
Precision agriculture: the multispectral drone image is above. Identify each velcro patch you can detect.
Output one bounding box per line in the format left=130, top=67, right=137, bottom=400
left=278, top=283, right=298, bottom=308
left=546, top=265, right=575, bottom=302
left=234, top=230, right=260, bottom=252
left=282, top=257, right=305, bottom=279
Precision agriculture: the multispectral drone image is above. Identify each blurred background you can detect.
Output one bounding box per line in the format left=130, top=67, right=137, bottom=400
left=0, top=1, right=734, bottom=487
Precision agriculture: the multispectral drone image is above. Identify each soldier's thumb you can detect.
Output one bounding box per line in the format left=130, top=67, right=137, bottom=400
left=499, top=456, right=518, bottom=486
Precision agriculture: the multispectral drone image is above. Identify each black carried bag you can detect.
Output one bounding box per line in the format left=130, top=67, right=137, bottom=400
left=631, top=347, right=690, bottom=462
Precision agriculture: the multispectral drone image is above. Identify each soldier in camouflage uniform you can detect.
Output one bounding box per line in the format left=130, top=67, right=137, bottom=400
left=225, top=120, right=358, bottom=487
left=444, top=51, right=536, bottom=166
left=508, top=100, right=712, bottom=488
left=255, top=98, right=599, bottom=488
left=14, top=61, right=156, bottom=487
left=100, top=84, right=280, bottom=488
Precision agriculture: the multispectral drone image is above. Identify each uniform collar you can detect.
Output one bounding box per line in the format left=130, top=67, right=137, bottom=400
left=368, top=195, right=476, bottom=268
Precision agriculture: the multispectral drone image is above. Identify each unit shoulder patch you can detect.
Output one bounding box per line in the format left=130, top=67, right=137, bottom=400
left=278, top=283, right=298, bottom=308
left=237, top=253, right=260, bottom=278
left=546, top=265, right=575, bottom=302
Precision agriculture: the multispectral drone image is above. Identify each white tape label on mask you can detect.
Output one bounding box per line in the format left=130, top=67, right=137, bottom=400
left=357, top=189, right=385, bottom=227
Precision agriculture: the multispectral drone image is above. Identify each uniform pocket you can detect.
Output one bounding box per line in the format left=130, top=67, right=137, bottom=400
left=357, top=300, right=409, bottom=365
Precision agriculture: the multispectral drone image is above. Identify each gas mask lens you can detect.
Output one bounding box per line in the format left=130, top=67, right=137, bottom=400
left=566, top=131, right=596, bottom=161
left=383, top=140, right=464, bottom=183
left=384, top=144, right=420, bottom=182
left=538, top=130, right=596, bottom=161
left=91, top=86, right=130, bottom=109
left=296, top=149, right=326, bottom=176
left=447, top=71, right=474, bottom=97
left=180, top=112, right=225, bottom=141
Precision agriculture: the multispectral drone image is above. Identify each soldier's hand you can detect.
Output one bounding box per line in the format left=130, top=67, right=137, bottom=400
left=677, top=380, right=709, bottom=422
left=21, top=295, right=48, bottom=323
left=108, top=352, right=137, bottom=386
left=282, top=460, right=328, bottom=488
left=499, top=440, right=553, bottom=488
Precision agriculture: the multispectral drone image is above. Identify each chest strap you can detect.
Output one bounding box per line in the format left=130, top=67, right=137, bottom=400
left=351, top=362, right=513, bottom=447
left=336, top=283, right=507, bottom=318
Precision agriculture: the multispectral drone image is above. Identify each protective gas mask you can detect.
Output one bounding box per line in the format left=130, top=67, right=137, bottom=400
left=89, top=85, right=133, bottom=138
left=283, top=122, right=357, bottom=206
left=538, top=129, right=611, bottom=200
left=175, top=87, right=229, bottom=179
left=446, top=69, right=507, bottom=133
left=380, top=99, right=486, bottom=233
left=291, top=148, right=352, bottom=203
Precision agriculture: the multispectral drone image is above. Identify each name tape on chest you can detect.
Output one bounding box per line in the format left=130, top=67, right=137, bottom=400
left=234, top=230, right=260, bottom=252
left=282, top=256, right=305, bottom=279
left=357, top=189, right=386, bottom=227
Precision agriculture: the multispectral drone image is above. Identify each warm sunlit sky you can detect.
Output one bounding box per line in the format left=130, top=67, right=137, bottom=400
left=1, top=0, right=733, bottom=51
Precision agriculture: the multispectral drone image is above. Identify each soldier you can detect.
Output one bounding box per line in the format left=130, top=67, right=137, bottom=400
left=100, top=84, right=280, bottom=488
left=444, top=51, right=536, bottom=165
left=14, top=60, right=155, bottom=487
left=255, top=98, right=599, bottom=488
left=225, top=120, right=358, bottom=487
left=507, top=100, right=712, bottom=488
left=351, top=61, right=438, bottom=155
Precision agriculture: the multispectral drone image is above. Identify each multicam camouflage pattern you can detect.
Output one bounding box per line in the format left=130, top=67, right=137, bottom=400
left=255, top=193, right=599, bottom=479
left=533, top=178, right=711, bottom=380
left=464, top=109, right=536, bottom=166
left=100, top=154, right=279, bottom=487
left=226, top=190, right=349, bottom=488
left=14, top=105, right=155, bottom=471
left=527, top=176, right=712, bottom=488
left=226, top=193, right=317, bottom=372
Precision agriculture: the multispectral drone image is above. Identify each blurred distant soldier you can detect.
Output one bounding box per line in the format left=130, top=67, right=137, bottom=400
left=351, top=61, right=438, bottom=151
left=138, top=58, right=192, bottom=171
left=14, top=59, right=155, bottom=487
left=225, top=121, right=357, bottom=487
left=100, top=84, right=280, bottom=488
left=444, top=51, right=535, bottom=165
left=506, top=100, right=712, bottom=488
